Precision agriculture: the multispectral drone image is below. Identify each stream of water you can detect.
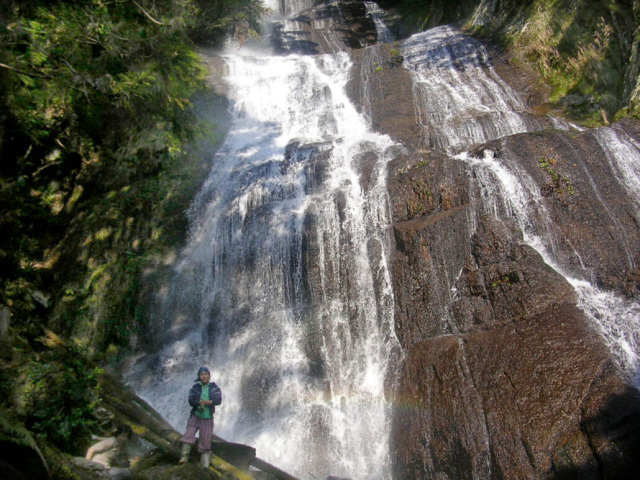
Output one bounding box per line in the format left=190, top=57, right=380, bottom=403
left=125, top=2, right=640, bottom=477
left=128, top=2, right=400, bottom=479
left=456, top=144, right=640, bottom=388
left=401, top=25, right=572, bottom=153
left=398, top=24, right=640, bottom=388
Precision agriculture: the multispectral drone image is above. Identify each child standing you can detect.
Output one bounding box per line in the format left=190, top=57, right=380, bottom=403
left=179, top=366, right=222, bottom=467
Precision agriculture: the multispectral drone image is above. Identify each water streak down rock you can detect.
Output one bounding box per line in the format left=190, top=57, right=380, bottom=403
left=383, top=130, right=640, bottom=478
left=131, top=1, right=640, bottom=478
left=344, top=19, right=640, bottom=480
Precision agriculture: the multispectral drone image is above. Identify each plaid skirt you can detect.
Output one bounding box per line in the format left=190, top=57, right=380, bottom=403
left=181, top=415, right=214, bottom=453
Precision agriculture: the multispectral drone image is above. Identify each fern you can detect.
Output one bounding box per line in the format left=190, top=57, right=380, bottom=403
left=0, top=410, right=50, bottom=474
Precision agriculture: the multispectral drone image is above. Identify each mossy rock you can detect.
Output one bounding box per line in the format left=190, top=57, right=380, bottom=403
left=133, top=463, right=222, bottom=480
left=131, top=450, right=222, bottom=480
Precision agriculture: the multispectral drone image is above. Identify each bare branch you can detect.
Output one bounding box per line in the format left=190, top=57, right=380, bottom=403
left=131, top=0, right=165, bottom=25
left=60, top=58, right=78, bottom=74
left=0, top=62, right=50, bottom=79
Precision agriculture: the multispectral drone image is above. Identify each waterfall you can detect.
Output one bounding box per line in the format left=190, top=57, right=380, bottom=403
left=595, top=125, right=640, bottom=208
left=123, top=3, right=640, bottom=477
left=396, top=24, right=639, bottom=386
left=364, top=1, right=394, bottom=44
left=126, top=2, right=400, bottom=479
left=457, top=145, right=640, bottom=387
left=400, top=25, right=573, bottom=152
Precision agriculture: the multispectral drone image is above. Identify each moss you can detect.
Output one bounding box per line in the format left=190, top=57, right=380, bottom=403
left=465, top=0, right=638, bottom=124
left=133, top=460, right=224, bottom=480
left=538, top=156, right=576, bottom=197
left=490, top=271, right=520, bottom=289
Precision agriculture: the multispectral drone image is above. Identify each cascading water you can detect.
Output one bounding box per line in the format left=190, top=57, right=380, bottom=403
left=595, top=125, right=640, bottom=208
left=364, top=1, right=394, bottom=44
left=400, top=25, right=573, bottom=152
left=124, top=2, right=640, bottom=477
left=397, top=24, right=639, bottom=387
left=456, top=142, right=640, bottom=387
left=126, top=2, right=400, bottom=479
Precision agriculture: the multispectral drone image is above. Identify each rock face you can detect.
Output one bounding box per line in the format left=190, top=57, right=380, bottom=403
left=389, top=68, right=640, bottom=480
left=391, top=306, right=640, bottom=479
left=267, top=1, right=640, bottom=477
left=377, top=128, right=640, bottom=478
left=341, top=6, right=640, bottom=480
left=385, top=138, right=640, bottom=476
left=271, top=1, right=378, bottom=55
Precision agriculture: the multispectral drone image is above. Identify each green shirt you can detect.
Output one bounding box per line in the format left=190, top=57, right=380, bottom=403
left=195, top=382, right=211, bottom=419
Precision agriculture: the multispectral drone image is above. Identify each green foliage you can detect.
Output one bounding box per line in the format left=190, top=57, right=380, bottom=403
left=462, top=0, right=639, bottom=124
left=539, top=156, right=575, bottom=196
left=538, top=157, right=552, bottom=169
left=0, top=0, right=259, bottom=349
left=498, top=2, right=624, bottom=123
left=378, top=0, right=475, bottom=32
left=21, top=347, right=105, bottom=453
left=187, top=0, right=270, bottom=45
left=379, top=0, right=639, bottom=123
left=1, top=0, right=204, bottom=315
left=0, top=407, right=51, bottom=475
left=0, top=409, right=39, bottom=451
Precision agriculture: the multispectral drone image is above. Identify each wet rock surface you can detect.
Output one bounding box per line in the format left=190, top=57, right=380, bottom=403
left=347, top=44, right=420, bottom=145
left=391, top=304, right=640, bottom=480
left=341, top=13, right=640, bottom=480
left=469, top=122, right=640, bottom=295
left=271, top=0, right=378, bottom=55
left=382, top=135, right=640, bottom=477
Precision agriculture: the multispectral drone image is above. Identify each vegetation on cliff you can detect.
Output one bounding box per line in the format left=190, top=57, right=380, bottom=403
left=0, top=0, right=264, bottom=476
left=379, top=0, right=640, bottom=124
left=0, top=0, right=265, bottom=352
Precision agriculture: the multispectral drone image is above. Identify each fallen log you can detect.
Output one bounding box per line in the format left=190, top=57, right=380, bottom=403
left=41, top=329, right=300, bottom=480
left=210, top=434, right=300, bottom=480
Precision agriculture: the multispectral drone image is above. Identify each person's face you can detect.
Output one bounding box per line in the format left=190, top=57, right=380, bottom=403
left=199, top=371, right=210, bottom=384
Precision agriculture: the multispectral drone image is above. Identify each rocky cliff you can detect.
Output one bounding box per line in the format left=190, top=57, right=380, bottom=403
left=383, top=128, right=640, bottom=478
left=379, top=0, right=640, bottom=123
left=272, top=0, right=640, bottom=478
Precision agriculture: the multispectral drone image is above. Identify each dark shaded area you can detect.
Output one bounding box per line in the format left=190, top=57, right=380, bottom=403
left=336, top=1, right=378, bottom=49
left=211, top=441, right=256, bottom=470
left=551, top=386, right=640, bottom=480
left=376, top=0, right=477, bottom=36
left=272, top=22, right=321, bottom=55
left=0, top=443, right=46, bottom=480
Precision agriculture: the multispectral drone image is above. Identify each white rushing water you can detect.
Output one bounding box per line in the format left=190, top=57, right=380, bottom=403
left=401, top=25, right=571, bottom=152
left=127, top=3, right=401, bottom=479
left=457, top=141, right=640, bottom=387
left=125, top=4, right=640, bottom=477
left=364, top=1, right=394, bottom=44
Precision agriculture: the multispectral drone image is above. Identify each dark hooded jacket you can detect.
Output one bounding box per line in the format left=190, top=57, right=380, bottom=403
left=188, top=381, right=222, bottom=416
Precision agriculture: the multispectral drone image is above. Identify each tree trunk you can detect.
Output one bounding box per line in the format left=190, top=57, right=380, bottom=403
left=42, top=329, right=299, bottom=480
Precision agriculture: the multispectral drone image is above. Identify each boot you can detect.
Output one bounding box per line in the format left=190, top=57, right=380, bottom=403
left=179, top=443, right=191, bottom=464
left=200, top=452, right=211, bottom=468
